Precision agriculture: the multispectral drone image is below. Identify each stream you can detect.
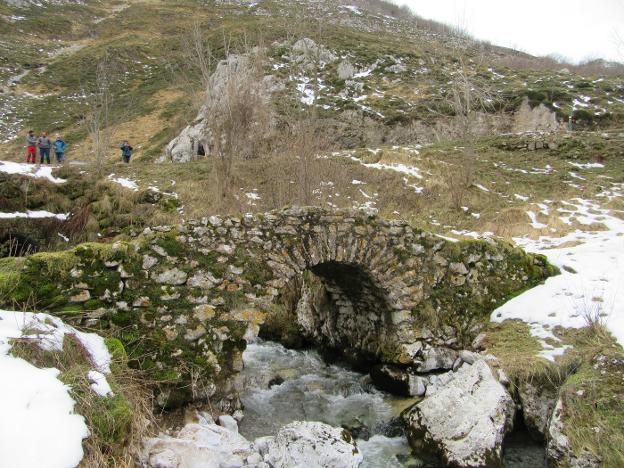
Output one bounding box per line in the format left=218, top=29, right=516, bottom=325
left=239, top=340, right=546, bottom=467
left=240, top=340, right=424, bottom=467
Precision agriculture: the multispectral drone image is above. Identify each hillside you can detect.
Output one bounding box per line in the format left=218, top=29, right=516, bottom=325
left=0, top=0, right=623, bottom=467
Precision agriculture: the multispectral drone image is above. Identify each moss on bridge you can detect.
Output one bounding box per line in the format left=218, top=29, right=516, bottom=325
left=0, top=207, right=557, bottom=408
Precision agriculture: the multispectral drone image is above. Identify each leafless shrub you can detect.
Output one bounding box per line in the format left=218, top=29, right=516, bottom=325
left=448, top=61, right=501, bottom=138
left=442, top=151, right=474, bottom=211
left=0, top=234, right=36, bottom=257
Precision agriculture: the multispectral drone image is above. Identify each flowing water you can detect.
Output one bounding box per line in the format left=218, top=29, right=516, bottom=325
left=239, top=340, right=545, bottom=467
left=239, top=340, right=423, bottom=467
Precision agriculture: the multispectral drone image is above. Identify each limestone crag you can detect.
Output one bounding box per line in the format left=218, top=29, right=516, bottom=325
left=1, top=207, right=556, bottom=408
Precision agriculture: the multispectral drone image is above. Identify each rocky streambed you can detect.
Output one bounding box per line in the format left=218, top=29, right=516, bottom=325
left=143, top=340, right=547, bottom=467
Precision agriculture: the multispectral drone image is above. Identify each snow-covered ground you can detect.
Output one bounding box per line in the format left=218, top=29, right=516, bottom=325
left=0, top=160, right=66, bottom=184
left=492, top=198, right=624, bottom=358
left=0, top=210, right=68, bottom=220
left=0, top=310, right=113, bottom=468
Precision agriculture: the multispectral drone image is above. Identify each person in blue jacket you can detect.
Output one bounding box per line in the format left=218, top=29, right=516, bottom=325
left=120, top=140, right=133, bottom=163
left=54, top=135, right=66, bottom=164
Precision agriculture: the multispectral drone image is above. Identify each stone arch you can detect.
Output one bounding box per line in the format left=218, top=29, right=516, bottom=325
left=256, top=215, right=423, bottom=365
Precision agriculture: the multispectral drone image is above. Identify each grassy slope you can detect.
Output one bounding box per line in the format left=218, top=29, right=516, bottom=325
left=1, top=0, right=623, bottom=162
left=1, top=0, right=623, bottom=464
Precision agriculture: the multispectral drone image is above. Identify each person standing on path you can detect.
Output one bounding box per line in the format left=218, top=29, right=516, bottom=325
left=37, top=131, right=51, bottom=164
left=54, top=134, right=66, bottom=164
left=25, top=130, right=37, bottom=164
left=120, top=140, right=133, bottom=163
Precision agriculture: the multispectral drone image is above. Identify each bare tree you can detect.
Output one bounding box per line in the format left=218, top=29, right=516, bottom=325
left=447, top=60, right=500, bottom=139
left=188, top=19, right=215, bottom=91
left=205, top=47, right=273, bottom=202
left=85, top=56, right=116, bottom=175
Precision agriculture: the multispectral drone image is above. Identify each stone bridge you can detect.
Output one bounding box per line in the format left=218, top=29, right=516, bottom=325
left=0, top=207, right=555, bottom=409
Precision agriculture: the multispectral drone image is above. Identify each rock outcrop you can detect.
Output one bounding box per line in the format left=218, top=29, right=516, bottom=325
left=142, top=414, right=362, bottom=468
left=162, top=52, right=276, bottom=163
left=290, top=38, right=338, bottom=67
left=546, top=399, right=601, bottom=468
left=513, top=97, right=561, bottom=133
left=402, top=360, right=515, bottom=467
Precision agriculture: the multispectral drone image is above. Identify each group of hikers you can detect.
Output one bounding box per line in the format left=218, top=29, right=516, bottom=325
left=25, top=130, right=65, bottom=165
left=25, top=130, right=134, bottom=164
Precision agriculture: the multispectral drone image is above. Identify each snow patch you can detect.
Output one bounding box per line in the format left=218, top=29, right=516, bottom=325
left=493, top=198, right=624, bottom=352
left=0, top=309, right=115, bottom=468
left=108, top=174, right=139, bottom=191
left=0, top=161, right=66, bottom=184
left=0, top=210, right=68, bottom=220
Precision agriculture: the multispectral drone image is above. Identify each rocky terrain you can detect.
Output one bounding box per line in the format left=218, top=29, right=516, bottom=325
left=0, top=0, right=623, bottom=467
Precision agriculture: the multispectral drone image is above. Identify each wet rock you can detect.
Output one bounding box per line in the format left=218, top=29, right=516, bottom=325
left=403, top=360, right=515, bottom=467
left=370, top=364, right=411, bottom=395
left=415, top=347, right=458, bottom=372
left=517, top=381, right=556, bottom=441
left=257, top=421, right=363, bottom=468
left=379, top=417, right=405, bottom=438
left=342, top=419, right=370, bottom=440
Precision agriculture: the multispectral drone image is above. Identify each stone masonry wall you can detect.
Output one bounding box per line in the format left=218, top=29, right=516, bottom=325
left=0, top=207, right=557, bottom=408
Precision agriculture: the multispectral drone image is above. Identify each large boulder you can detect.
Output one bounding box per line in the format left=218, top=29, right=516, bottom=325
left=256, top=421, right=363, bottom=468
left=142, top=416, right=362, bottom=468
left=161, top=52, right=276, bottom=163
left=291, top=38, right=338, bottom=66
left=162, top=119, right=206, bottom=163
left=402, top=360, right=515, bottom=467
left=141, top=413, right=255, bottom=468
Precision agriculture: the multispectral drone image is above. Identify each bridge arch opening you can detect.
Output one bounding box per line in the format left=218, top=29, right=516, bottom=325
left=262, top=260, right=396, bottom=369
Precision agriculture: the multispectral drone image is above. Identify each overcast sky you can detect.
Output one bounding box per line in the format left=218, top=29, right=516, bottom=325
left=391, top=0, right=624, bottom=63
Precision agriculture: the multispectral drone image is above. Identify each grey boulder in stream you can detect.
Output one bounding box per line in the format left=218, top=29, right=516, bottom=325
left=141, top=414, right=363, bottom=468
left=402, top=359, right=515, bottom=467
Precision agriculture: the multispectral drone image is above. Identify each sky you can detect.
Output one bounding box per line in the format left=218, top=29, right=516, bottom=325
left=391, top=0, right=624, bottom=64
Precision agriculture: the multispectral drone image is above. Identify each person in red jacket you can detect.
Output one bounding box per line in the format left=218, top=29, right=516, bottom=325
left=25, top=130, right=37, bottom=164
